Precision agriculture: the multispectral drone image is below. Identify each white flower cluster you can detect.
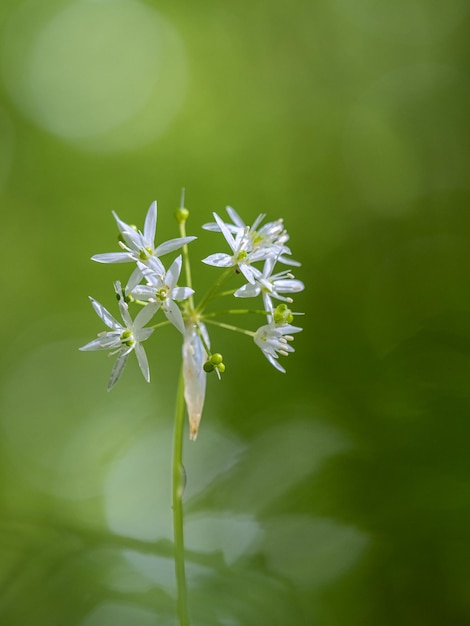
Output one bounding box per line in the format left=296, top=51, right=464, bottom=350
left=203, top=207, right=304, bottom=373
left=80, top=201, right=195, bottom=390
left=80, top=199, right=304, bottom=438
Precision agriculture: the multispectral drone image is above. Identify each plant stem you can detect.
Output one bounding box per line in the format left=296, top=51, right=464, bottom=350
left=196, top=267, right=234, bottom=313
left=172, top=366, right=190, bottom=626
left=203, top=308, right=267, bottom=318
left=204, top=318, right=256, bottom=337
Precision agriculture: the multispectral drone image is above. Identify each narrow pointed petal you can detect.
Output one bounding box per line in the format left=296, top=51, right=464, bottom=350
left=79, top=337, right=112, bottom=351
left=91, top=252, right=132, bottom=264
left=134, top=301, right=159, bottom=329
left=278, top=255, right=301, bottom=267
left=274, top=279, right=304, bottom=293
left=134, top=343, right=151, bottom=382
left=107, top=351, right=129, bottom=390
left=251, top=213, right=266, bottom=231
left=171, top=286, right=194, bottom=301
left=155, top=236, right=196, bottom=256
left=234, top=283, right=260, bottom=298
left=266, top=354, right=286, bottom=373
left=225, top=206, right=245, bottom=228
left=213, top=213, right=236, bottom=251
left=118, top=300, right=133, bottom=328
left=125, top=266, right=144, bottom=294
left=165, top=255, right=182, bottom=289
left=201, top=253, right=233, bottom=267
left=163, top=299, right=185, bottom=334
left=89, top=297, right=121, bottom=329
left=143, top=201, right=157, bottom=244
left=239, top=264, right=258, bottom=285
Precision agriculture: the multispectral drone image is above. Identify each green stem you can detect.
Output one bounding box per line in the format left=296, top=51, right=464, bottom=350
left=204, top=318, right=256, bottom=337
left=196, top=267, right=234, bottom=314
left=172, top=367, right=190, bottom=626
left=178, top=211, right=195, bottom=312
left=202, top=308, right=267, bottom=318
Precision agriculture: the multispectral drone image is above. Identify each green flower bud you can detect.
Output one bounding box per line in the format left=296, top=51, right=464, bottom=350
left=217, top=362, right=226, bottom=373
left=274, top=303, right=293, bottom=325
left=175, top=207, right=190, bottom=224
left=211, top=353, right=223, bottom=365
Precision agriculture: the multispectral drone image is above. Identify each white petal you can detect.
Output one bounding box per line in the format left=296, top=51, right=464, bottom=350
left=163, top=299, right=185, bottom=334
left=171, top=286, right=194, bottom=301
left=234, top=283, right=260, bottom=298
left=134, top=301, right=159, bottom=329
left=79, top=337, right=114, bottom=351
left=265, top=352, right=286, bottom=373
left=125, top=266, right=144, bottom=294
left=89, top=297, right=121, bottom=330
left=213, top=213, right=236, bottom=251
left=165, top=255, right=182, bottom=289
left=118, top=300, right=133, bottom=328
left=111, top=211, right=143, bottom=249
left=155, top=236, right=196, bottom=256
left=278, top=255, right=301, bottom=267
left=91, top=252, right=132, bottom=264
left=107, top=351, right=129, bottom=390
left=201, top=253, right=233, bottom=267
left=140, top=256, right=166, bottom=280
left=130, top=285, right=156, bottom=301
left=225, top=206, right=245, bottom=228
left=143, top=201, right=157, bottom=244
left=134, top=343, right=151, bottom=382
left=239, top=264, right=258, bottom=285
left=274, top=279, right=304, bottom=293
left=250, top=213, right=266, bottom=231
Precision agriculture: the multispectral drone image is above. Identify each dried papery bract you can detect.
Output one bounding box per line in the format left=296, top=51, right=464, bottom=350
left=182, top=322, right=209, bottom=440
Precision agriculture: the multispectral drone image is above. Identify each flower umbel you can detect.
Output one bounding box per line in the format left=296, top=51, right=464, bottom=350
left=79, top=282, right=158, bottom=390
left=92, top=201, right=196, bottom=293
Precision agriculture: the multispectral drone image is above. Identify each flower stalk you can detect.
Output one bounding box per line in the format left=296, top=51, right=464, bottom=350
left=172, top=366, right=190, bottom=626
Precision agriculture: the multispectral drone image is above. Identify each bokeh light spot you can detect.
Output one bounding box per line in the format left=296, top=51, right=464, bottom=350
left=2, top=0, right=187, bottom=152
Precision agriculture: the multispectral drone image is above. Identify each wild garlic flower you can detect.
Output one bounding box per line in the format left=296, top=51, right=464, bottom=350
left=234, top=256, right=305, bottom=315
left=182, top=322, right=210, bottom=440
left=203, top=205, right=300, bottom=267
left=254, top=322, right=303, bottom=373
left=202, top=212, right=283, bottom=284
left=79, top=282, right=158, bottom=390
left=92, top=201, right=196, bottom=292
left=131, top=256, right=194, bottom=334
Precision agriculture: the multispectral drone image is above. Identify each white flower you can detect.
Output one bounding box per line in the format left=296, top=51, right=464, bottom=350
left=131, top=256, right=194, bottom=334
left=92, top=201, right=196, bottom=292
left=234, top=256, right=304, bottom=315
left=182, top=322, right=210, bottom=440
left=203, top=206, right=299, bottom=267
left=202, top=212, right=274, bottom=284
left=254, top=323, right=302, bottom=373
left=79, top=282, right=158, bottom=390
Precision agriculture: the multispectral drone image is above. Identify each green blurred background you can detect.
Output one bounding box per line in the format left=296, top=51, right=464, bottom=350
left=1, top=0, right=470, bottom=624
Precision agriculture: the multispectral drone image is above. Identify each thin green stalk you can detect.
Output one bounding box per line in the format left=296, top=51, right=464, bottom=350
left=204, top=318, right=255, bottom=337
left=203, top=308, right=267, bottom=318
left=172, top=367, right=190, bottom=626
left=195, top=267, right=234, bottom=314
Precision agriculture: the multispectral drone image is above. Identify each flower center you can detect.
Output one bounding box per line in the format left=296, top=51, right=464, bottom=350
left=138, top=246, right=153, bottom=261
left=120, top=330, right=134, bottom=347
left=156, top=286, right=169, bottom=302
left=236, top=250, right=248, bottom=263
